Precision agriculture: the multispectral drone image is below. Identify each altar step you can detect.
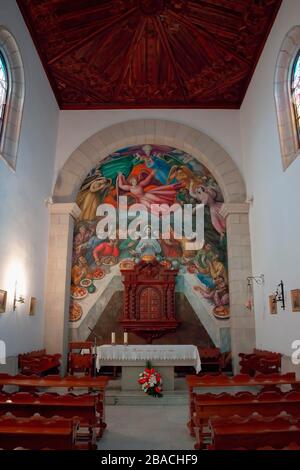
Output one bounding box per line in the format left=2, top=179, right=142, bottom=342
left=105, top=377, right=189, bottom=406
left=106, top=389, right=189, bottom=406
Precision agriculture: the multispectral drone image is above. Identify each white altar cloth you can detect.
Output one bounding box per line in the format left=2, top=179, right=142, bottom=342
left=96, top=344, right=201, bottom=373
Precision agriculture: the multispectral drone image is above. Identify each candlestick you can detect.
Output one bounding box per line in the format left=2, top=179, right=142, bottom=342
left=111, top=332, right=116, bottom=345
left=124, top=332, right=128, bottom=345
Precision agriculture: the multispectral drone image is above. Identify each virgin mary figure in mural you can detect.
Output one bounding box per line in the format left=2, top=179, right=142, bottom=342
left=117, top=170, right=183, bottom=215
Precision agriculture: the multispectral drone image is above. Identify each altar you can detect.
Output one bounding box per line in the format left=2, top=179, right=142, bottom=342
left=96, top=345, right=201, bottom=391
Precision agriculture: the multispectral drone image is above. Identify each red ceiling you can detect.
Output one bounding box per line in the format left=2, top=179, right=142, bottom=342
left=17, top=0, right=282, bottom=109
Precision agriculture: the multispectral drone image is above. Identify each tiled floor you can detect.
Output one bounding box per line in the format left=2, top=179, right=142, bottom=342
left=98, top=405, right=195, bottom=450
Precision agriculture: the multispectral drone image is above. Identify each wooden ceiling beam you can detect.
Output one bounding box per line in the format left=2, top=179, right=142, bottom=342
left=55, top=2, right=119, bottom=22
left=168, top=10, right=251, bottom=66
left=48, top=7, right=138, bottom=65
left=16, top=0, right=282, bottom=109
left=153, top=16, right=188, bottom=103
left=113, top=18, right=147, bottom=101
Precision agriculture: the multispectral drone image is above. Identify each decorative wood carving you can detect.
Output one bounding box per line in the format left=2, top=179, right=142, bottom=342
left=18, top=350, right=61, bottom=376
left=194, top=390, right=300, bottom=449
left=120, top=259, right=180, bottom=342
left=0, top=391, right=106, bottom=441
left=0, top=374, right=109, bottom=392
left=186, top=372, right=297, bottom=436
left=239, top=349, right=282, bottom=376
left=17, top=0, right=282, bottom=109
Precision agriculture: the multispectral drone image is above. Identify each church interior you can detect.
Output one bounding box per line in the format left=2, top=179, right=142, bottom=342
left=0, top=0, right=300, bottom=452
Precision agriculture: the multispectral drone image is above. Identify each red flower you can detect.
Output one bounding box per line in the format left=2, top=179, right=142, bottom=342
left=138, top=366, right=163, bottom=397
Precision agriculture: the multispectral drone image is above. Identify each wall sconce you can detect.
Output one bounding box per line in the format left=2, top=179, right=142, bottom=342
left=13, top=282, right=25, bottom=311
left=273, top=280, right=285, bottom=310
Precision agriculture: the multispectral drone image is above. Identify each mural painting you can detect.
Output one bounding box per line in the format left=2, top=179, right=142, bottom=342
left=70, top=145, right=229, bottom=324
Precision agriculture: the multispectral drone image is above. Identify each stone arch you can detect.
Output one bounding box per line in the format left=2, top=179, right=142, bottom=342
left=53, top=119, right=246, bottom=204
left=274, top=25, right=300, bottom=170
left=46, top=120, right=254, bottom=374
left=0, top=27, right=25, bottom=171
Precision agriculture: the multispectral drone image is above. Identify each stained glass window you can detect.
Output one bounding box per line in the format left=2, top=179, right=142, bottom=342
left=0, top=52, right=9, bottom=139
left=291, top=51, right=300, bottom=145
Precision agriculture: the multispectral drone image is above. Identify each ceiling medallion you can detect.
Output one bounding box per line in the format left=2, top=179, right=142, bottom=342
left=139, top=0, right=165, bottom=15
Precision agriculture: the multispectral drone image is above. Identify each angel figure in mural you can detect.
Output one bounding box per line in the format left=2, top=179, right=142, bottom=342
left=189, top=182, right=226, bottom=238
left=116, top=170, right=183, bottom=215
left=77, top=175, right=112, bottom=221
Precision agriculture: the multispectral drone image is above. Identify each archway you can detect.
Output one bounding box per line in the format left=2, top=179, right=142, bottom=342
left=53, top=119, right=246, bottom=204
left=44, top=119, right=254, bottom=373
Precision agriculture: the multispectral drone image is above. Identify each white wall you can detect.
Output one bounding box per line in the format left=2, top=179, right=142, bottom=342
left=240, top=0, right=300, bottom=357
left=50, top=0, right=300, bottom=359
left=0, top=0, right=59, bottom=357
left=54, top=109, right=244, bottom=183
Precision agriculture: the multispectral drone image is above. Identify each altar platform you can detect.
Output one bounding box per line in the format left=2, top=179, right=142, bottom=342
left=105, top=377, right=189, bottom=406
left=96, top=345, right=201, bottom=391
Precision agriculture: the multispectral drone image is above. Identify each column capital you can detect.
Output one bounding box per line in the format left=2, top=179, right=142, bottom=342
left=49, top=202, right=81, bottom=220
left=219, top=203, right=250, bottom=219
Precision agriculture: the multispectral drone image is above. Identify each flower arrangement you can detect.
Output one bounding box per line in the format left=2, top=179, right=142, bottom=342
left=138, top=361, right=163, bottom=397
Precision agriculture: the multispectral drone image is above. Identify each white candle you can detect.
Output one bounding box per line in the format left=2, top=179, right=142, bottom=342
left=124, top=332, right=128, bottom=344
left=111, top=332, right=116, bottom=344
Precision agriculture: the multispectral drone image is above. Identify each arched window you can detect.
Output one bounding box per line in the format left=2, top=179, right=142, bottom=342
left=0, top=28, right=25, bottom=171
left=275, top=26, right=300, bottom=170
left=291, top=51, right=300, bottom=146
left=0, top=52, right=9, bottom=140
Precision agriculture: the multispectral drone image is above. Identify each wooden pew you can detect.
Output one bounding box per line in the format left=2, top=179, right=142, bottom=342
left=207, top=441, right=300, bottom=451
left=18, top=350, right=61, bottom=376
left=198, top=347, right=222, bottom=372
left=193, top=389, right=300, bottom=449
left=0, top=374, right=109, bottom=439
left=0, top=391, right=105, bottom=440
left=68, top=342, right=95, bottom=377
left=239, top=349, right=281, bottom=376
left=0, top=414, right=80, bottom=450
left=209, top=414, right=300, bottom=450
left=0, top=373, right=109, bottom=392
left=256, top=442, right=300, bottom=450
left=186, top=372, right=297, bottom=436
left=0, top=447, right=54, bottom=450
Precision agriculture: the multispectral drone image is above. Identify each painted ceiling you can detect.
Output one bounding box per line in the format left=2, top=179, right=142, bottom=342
left=17, top=0, right=282, bottom=109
